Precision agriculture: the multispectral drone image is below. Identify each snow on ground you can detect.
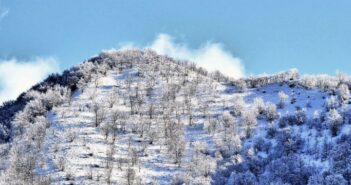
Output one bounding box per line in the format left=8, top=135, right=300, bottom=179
left=37, top=67, right=224, bottom=184
left=13, top=59, right=343, bottom=184
left=40, top=75, right=345, bottom=184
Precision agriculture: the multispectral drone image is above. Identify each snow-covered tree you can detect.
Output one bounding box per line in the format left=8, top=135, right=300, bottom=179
left=327, top=109, right=343, bottom=136
left=3, top=142, right=39, bottom=184
left=338, top=84, right=350, bottom=103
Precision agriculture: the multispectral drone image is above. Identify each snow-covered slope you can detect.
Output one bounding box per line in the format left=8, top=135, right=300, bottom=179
left=1, top=49, right=351, bottom=185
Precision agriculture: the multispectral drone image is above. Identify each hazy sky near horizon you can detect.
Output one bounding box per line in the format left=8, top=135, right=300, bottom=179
left=1, top=0, right=351, bottom=102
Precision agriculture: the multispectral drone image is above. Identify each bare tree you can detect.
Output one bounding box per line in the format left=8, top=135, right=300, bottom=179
left=105, top=145, right=115, bottom=184
left=128, top=89, right=137, bottom=115
left=117, top=158, right=124, bottom=170
left=173, top=138, right=185, bottom=167
left=184, top=94, right=194, bottom=126
left=148, top=103, right=155, bottom=119
left=125, top=168, right=136, bottom=185
left=222, top=112, right=234, bottom=141
left=86, top=166, right=93, bottom=180
left=147, top=130, right=158, bottom=145
left=242, top=109, right=258, bottom=138
left=101, top=122, right=111, bottom=140
left=105, top=167, right=113, bottom=184
left=129, top=147, right=139, bottom=166
left=106, top=91, right=118, bottom=108
left=92, top=101, right=106, bottom=127
left=204, top=119, right=218, bottom=135
left=145, top=73, right=157, bottom=97
left=92, top=74, right=100, bottom=88
left=56, top=156, right=66, bottom=172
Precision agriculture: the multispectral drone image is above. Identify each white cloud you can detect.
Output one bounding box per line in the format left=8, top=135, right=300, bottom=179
left=0, top=57, right=59, bottom=104
left=147, top=33, right=245, bottom=79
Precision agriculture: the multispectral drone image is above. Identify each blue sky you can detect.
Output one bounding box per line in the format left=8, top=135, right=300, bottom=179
left=1, top=0, right=351, bottom=102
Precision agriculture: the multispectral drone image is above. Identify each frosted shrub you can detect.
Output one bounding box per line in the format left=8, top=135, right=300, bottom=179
left=188, top=153, right=216, bottom=181
left=66, top=130, right=77, bottom=143
left=309, top=110, right=322, bottom=129
left=65, top=171, right=74, bottom=181
left=26, top=99, right=46, bottom=118
left=253, top=97, right=265, bottom=116
left=193, top=141, right=208, bottom=155
left=220, top=134, right=242, bottom=157
left=204, top=120, right=217, bottom=135
left=233, top=96, right=246, bottom=116
left=253, top=137, right=271, bottom=153
left=278, top=91, right=289, bottom=108
left=265, top=102, right=278, bottom=122
left=235, top=79, right=247, bottom=93
left=28, top=120, right=47, bottom=149
left=326, top=96, right=340, bottom=111
left=294, top=108, right=307, bottom=125
left=56, top=157, right=66, bottom=171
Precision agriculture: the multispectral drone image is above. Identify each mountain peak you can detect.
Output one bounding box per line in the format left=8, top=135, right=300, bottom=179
left=0, top=50, right=350, bottom=184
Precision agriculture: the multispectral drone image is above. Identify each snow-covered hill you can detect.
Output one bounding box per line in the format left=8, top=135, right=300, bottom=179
left=0, top=49, right=351, bottom=185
